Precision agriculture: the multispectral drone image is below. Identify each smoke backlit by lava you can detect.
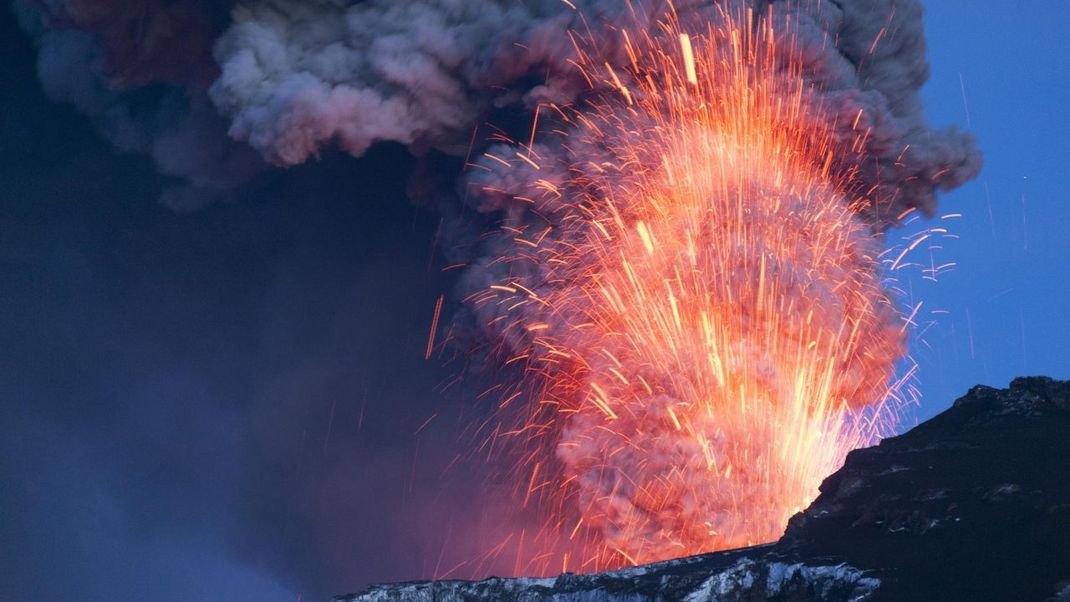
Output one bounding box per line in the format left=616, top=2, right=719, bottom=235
left=464, top=5, right=921, bottom=575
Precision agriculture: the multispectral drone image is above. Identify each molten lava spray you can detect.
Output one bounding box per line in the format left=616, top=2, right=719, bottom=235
left=465, top=5, right=925, bottom=574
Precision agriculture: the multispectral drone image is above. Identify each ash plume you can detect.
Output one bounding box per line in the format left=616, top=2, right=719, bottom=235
left=202, top=0, right=979, bottom=222
left=776, top=0, right=983, bottom=225
left=15, top=0, right=980, bottom=216
left=450, top=0, right=980, bottom=569
left=456, top=1, right=967, bottom=563
left=458, top=0, right=981, bottom=417
left=9, top=0, right=982, bottom=597
left=208, top=0, right=588, bottom=165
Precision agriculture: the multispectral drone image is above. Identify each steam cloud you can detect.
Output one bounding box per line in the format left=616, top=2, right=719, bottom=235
left=13, top=0, right=981, bottom=595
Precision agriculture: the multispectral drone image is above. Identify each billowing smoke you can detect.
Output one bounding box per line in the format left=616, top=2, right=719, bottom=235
left=206, top=0, right=979, bottom=224
left=12, top=0, right=980, bottom=595
left=776, top=0, right=982, bottom=225
left=208, top=0, right=581, bottom=165
left=17, top=0, right=979, bottom=216
left=13, top=0, right=264, bottom=210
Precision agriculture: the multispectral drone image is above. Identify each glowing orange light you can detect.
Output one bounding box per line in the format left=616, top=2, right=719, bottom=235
left=474, top=6, right=905, bottom=575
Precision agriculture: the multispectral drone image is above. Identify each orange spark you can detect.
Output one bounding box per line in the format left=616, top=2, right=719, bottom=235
left=426, top=294, right=444, bottom=360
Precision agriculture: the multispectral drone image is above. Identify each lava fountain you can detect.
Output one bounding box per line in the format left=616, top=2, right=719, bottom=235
left=465, top=5, right=911, bottom=575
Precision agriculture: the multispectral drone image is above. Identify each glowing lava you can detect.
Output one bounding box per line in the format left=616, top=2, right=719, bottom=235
left=469, top=7, right=905, bottom=574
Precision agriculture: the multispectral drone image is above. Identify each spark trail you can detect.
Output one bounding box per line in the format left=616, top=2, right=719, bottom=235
left=467, top=5, right=910, bottom=574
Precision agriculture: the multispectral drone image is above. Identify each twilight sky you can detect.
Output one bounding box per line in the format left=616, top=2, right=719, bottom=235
left=1, top=2, right=1067, bottom=601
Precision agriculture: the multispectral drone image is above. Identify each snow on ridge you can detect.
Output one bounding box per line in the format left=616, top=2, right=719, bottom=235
left=338, top=555, right=879, bottom=601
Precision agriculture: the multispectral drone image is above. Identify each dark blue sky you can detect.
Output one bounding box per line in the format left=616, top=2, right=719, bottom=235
left=1, top=3, right=1067, bottom=601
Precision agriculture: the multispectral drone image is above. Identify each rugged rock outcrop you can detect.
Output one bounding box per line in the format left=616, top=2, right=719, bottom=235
left=338, top=377, right=1070, bottom=601
left=779, top=376, right=1070, bottom=601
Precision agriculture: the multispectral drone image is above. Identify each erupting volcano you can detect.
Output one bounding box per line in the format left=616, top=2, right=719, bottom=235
left=462, top=4, right=961, bottom=575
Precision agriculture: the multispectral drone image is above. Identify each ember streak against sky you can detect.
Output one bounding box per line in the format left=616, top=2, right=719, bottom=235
left=424, top=2, right=963, bottom=578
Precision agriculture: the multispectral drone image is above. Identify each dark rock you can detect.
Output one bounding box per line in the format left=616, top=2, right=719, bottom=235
left=338, top=378, right=1070, bottom=601
left=780, top=376, right=1070, bottom=601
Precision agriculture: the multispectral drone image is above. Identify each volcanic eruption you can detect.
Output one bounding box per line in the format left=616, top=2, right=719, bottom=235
left=460, top=2, right=981, bottom=575
left=14, top=0, right=983, bottom=591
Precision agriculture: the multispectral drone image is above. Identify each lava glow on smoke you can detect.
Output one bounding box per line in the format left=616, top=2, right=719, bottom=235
left=465, top=5, right=910, bottom=575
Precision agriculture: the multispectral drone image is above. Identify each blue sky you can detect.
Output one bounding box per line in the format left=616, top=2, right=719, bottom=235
left=903, top=1, right=1069, bottom=422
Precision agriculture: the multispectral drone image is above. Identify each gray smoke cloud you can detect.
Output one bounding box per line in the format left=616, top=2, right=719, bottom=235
left=205, top=0, right=979, bottom=222
left=16, top=0, right=980, bottom=217
left=207, top=0, right=599, bottom=165
left=775, top=0, right=983, bottom=224
left=14, top=0, right=264, bottom=211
